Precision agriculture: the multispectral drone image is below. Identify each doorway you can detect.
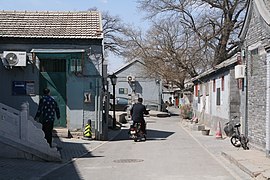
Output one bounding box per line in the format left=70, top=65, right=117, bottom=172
left=39, top=57, right=67, bottom=127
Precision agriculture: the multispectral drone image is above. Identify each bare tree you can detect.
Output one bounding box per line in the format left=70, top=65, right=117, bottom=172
left=102, top=11, right=126, bottom=56
left=89, top=1, right=248, bottom=89
left=137, top=0, right=248, bottom=65
left=118, top=18, right=207, bottom=88
left=89, top=8, right=126, bottom=57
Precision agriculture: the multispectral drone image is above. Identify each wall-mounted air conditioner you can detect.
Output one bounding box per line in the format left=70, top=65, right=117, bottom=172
left=2, top=51, right=27, bottom=67
left=235, top=65, right=245, bottom=79
left=127, top=75, right=135, bottom=82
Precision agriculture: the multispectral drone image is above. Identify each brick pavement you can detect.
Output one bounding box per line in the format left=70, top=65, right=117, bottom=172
left=0, top=129, right=121, bottom=180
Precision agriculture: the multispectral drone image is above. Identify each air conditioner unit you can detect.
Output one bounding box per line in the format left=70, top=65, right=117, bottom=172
left=2, top=51, right=27, bottom=67
left=235, top=65, right=245, bottom=79
left=127, top=75, right=135, bottom=82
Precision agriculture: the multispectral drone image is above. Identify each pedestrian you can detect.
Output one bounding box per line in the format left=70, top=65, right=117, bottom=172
left=35, top=88, right=60, bottom=147
left=164, top=101, right=169, bottom=112
left=130, top=97, right=149, bottom=134
left=169, top=97, right=173, bottom=106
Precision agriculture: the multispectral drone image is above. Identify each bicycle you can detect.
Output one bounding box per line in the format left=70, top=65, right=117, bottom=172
left=224, top=116, right=249, bottom=150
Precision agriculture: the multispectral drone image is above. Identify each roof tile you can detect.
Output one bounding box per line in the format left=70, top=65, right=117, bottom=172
left=0, top=11, right=103, bottom=39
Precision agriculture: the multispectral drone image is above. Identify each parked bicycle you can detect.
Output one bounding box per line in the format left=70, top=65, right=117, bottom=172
left=224, top=116, right=249, bottom=150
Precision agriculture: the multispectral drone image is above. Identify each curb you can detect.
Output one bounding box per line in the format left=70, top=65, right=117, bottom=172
left=221, top=150, right=270, bottom=180
left=221, top=151, right=257, bottom=178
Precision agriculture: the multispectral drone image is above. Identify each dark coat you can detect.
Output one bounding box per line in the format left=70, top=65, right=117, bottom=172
left=35, top=95, right=60, bottom=123
left=130, top=102, right=148, bottom=122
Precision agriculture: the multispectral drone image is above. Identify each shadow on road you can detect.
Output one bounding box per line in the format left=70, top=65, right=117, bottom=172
left=41, top=138, right=106, bottom=180
left=53, top=138, right=92, bottom=162
left=111, top=129, right=174, bottom=141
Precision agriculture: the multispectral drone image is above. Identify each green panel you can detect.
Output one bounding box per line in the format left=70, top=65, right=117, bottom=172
left=37, top=52, right=83, bottom=128
left=40, top=72, right=67, bottom=127
left=38, top=55, right=68, bottom=128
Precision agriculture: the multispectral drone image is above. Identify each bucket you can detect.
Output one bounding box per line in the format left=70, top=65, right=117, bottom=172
left=201, top=129, right=210, bottom=136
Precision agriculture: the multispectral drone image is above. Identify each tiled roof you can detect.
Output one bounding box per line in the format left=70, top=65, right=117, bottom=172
left=191, top=55, right=238, bottom=82
left=114, top=60, right=145, bottom=75
left=0, top=11, right=103, bottom=39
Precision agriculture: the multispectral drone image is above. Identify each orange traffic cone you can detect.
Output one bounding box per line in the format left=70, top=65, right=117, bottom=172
left=216, top=121, right=222, bottom=139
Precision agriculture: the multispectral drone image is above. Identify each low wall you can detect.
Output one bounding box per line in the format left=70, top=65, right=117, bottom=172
left=0, top=102, right=61, bottom=161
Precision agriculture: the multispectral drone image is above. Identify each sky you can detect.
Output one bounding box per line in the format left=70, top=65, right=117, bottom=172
left=0, top=0, right=147, bottom=73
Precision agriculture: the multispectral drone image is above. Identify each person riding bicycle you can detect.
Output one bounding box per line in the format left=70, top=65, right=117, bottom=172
left=130, top=97, right=149, bottom=134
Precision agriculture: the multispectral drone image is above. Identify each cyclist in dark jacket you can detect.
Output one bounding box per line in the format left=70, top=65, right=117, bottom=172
left=35, top=88, right=60, bottom=147
left=130, top=98, right=149, bottom=134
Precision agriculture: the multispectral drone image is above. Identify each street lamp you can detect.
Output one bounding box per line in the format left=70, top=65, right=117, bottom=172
left=109, top=73, right=117, bottom=129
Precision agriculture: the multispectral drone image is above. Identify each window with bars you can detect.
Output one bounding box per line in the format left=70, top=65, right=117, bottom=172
left=40, top=59, right=66, bottom=72
left=70, top=58, right=82, bottom=73
left=119, top=88, right=128, bottom=94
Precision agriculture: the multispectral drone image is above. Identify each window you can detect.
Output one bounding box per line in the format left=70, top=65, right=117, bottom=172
left=119, top=88, right=128, bottom=94
left=70, top=58, right=82, bottom=73
left=40, top=59, right=65, bottom=72
left=216, top=88, right=221, bottom=105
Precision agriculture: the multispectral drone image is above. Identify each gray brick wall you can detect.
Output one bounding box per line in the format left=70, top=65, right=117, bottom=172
left=265, top=0, right=270, bottom=13
left=246, top=6, right=263, bottom=45
left=247, top=59, right=267, bottom=148
left=244, top=1, right=270, bottom=149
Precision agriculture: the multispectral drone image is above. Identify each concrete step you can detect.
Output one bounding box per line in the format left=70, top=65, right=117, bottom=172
left=0, top=135, right=61, bottom=162
left=53, top=128, right=71, bottom=138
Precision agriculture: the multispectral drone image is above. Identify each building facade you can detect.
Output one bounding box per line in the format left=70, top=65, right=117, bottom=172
left=192, top=56, right=241, bottom=133
left=239, top=0, right=270, bottom=153
left=109, top=60, right=163, bottom=111
left=0, top=11, right=106, bottom=139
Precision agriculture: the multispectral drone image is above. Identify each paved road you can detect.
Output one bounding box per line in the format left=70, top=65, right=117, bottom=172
left=42, top=115, right=250, bottom=180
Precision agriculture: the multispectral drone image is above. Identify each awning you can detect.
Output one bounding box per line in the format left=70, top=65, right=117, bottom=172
left=30, top=49, right=85, bottom=53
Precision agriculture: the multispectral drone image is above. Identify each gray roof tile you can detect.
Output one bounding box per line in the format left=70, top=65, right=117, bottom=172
left=0, top=11, right=103, bottom=39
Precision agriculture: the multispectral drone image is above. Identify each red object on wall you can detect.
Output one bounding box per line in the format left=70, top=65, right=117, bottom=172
left=221, top=76, right=224, bottom=91
left=213, top=79, right=216, bottom=92
left=175, top=97, right=179, bottom=106
left=195, top=84, right=199, bottom=97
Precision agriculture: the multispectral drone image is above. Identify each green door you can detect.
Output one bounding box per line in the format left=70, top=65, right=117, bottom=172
left=39, top=57, right=67, bottom=127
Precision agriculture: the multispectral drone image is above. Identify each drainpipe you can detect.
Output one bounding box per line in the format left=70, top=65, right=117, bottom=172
left=97, top=78, right=102, bottom=139
left=266, top=50, right=270, bottom=156
left=95, top=78, right=99, bottom=139
left=157, top=78, right=162, bottom=111
left=244, top=46, right=249, bottom=138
